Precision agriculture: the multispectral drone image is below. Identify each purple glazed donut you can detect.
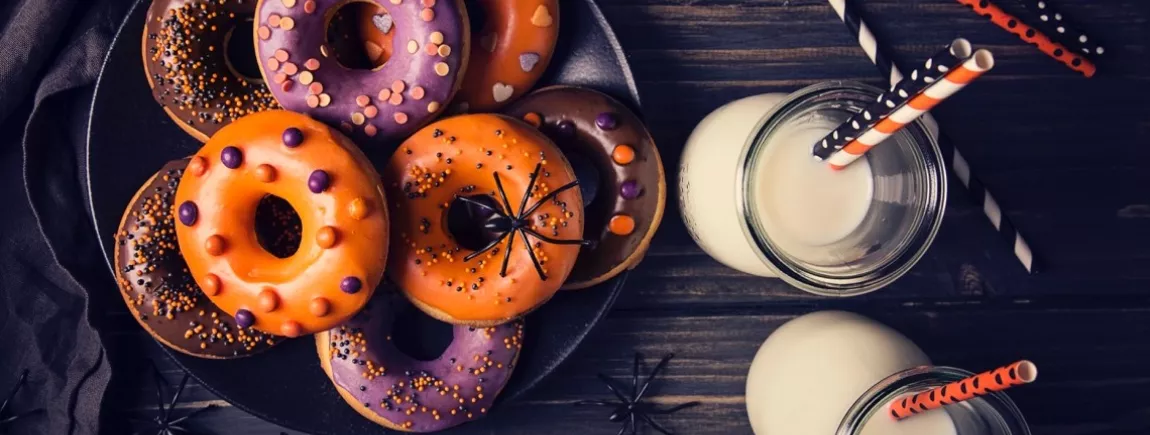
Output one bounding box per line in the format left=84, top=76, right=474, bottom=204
left=317, top=290, right=523, bottom=432
left=254, top=0, right=469, bottom=147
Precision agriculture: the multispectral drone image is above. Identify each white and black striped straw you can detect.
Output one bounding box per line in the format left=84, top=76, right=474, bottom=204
left=1022, top=0, right=1104, bottom=56
left=826, top=0, right=1037, bottom=273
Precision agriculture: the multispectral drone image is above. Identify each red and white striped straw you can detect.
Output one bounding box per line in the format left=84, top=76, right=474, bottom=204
left=826, top=49, right=995, bottom=170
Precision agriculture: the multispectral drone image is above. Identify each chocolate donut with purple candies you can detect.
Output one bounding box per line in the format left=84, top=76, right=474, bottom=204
left=254, top=0, right=469, bottom=147
left=504, top=86, right=667, bottom=290
left=317, top=290, right=523, bottom=432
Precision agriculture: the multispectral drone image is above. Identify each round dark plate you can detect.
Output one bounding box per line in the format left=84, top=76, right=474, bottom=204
left=86, top=1, right=639, bottom=433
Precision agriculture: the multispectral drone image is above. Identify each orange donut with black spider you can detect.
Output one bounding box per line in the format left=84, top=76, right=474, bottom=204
left=385, top=114, right=588, bottom=326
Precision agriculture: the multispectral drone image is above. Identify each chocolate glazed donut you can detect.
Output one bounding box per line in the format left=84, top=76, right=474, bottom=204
left=504, top=86, right=667, bottom=290
left=143, top=0, right=280, bottom=142
left=115, top=159, right=279, bottom=358
left=317, top=290, right=522, bottom=432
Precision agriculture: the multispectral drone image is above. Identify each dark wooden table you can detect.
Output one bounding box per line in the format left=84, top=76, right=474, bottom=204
left=101, top=1, right=1150, bottom=433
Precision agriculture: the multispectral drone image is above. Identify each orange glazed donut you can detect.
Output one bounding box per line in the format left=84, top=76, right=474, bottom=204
left=174, top=110, right=389, bottom=337
left=385, top=114, right=587, bottom=326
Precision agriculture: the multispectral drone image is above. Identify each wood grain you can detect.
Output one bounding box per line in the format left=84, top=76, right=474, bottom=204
left=105, top=0, right=1150, bottom=434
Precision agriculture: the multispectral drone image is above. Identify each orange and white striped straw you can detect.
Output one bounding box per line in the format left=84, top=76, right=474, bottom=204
left=889, top=360, right=1038, bottom=421
left=826, top=49, right=995, bottom=170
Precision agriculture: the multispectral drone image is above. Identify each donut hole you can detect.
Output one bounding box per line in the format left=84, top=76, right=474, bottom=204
left=565, top=151, right=602, bottom=206
left=326, top=1, right=394, bottom=70
left=254, top=195, right=302, bottom=259
left=446, top=195, right=504, bottom=252
left=392, top=303, right=455, bottom=361
left=224, top=18, right=264, bottom=82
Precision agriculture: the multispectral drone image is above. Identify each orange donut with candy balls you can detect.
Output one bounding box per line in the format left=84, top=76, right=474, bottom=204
left=174, top=110, right=389, bottom=337
left=385, top=114, right=587, bottom=326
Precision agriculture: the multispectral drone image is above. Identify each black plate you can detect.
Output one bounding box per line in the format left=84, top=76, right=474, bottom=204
left=86, top=1, right=639, bottom=433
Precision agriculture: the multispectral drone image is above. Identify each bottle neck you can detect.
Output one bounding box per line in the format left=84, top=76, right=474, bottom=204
left=836, top=366, right=1030, bottom=435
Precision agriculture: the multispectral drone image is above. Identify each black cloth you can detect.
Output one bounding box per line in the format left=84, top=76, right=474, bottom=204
left=2, top=1, right=132, bottom=434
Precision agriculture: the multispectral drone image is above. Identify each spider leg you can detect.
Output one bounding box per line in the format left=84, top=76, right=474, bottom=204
left=0, top=370, right=29, bottom=415
left=492, top=172, right=516, bottom=217
left=518, top=229, right=548, bottom=280
left=573, top=400, right=619, bottom=407
left=463, top=230, right=510, bottom=262
left=616, top=418, right=630, bottom=435
left=517, top=164, right=543, bottom=216
left=521, top=227, right=592, bottom=246
left=634, top=354, right=675, bottom=402
left=640, top=413, right=675, bottom=435
left=596, top=374, right=632, bottom=403
left=632, top=353, right=641, bottom=398
left=522, top=180, right=580, bottom=217
left=454, top=195, right=509, bottom=217
left=630, top=412, right=639, bottom=435
left=499, top=230, right=517, bottom=277
left=149, top=365, right=169, bottom=423
left=648, top=401, right=701, bottom=414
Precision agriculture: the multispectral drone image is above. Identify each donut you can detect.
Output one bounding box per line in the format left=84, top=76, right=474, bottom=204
left=254, top=0, right=470, bottom=147
left=504, top=86, right=666, bottom=290
left=385, top=114, right=587, bottom=325
left=317, top=289, right=523, bottom=432
left=174, top=110, right=389, bottom=337
left=352, top=0, right=559, bottom=112
left=143, top=0, right=280, bottom=142
left=115, top=159, right=279, bottom=358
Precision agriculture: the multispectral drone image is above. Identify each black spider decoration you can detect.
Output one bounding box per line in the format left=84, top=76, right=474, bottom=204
left=456, top=163, right=592, bottom=280
left=1, top=370, right=43, bottom=433
left=131, top=363, right=218, bottom=435
left=575, top=353, right=700, bottom=435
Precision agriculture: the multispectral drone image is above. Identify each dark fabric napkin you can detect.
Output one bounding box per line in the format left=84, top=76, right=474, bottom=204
left=1, top=0, right=132, bottom=434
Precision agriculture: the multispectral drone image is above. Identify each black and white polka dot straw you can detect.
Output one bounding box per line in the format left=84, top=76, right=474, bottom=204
left=1020, top=0, right=1104, bottom=56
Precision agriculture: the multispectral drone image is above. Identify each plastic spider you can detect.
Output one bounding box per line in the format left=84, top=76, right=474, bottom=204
left=576, top=353, right=700, bottom=435
left=131, top=364, right=218, bottom=435
left=1, top=370, right=43, bottom=434
left=456, top=163, right=592, bottom=280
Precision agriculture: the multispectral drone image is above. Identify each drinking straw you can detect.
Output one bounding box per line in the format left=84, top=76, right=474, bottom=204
left=889, top=360, right=1037, bottom=420
left=813, top=38, right=973, bottom=160
left=1020, top=0, right=1105, bottom=56
left=826, top=0, right=1038, bottom=274
left=824, top=50, right=995, bottom=170
left=953, top=0, right=1095, bottom=77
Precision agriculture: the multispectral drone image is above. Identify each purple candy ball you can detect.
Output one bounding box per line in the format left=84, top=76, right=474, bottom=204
left=282, top=127, right=304, bottom=148
left=177, top=201, right=198, bottom=226
left=595, top=113, right=619, bottom=130
left=340, top=277, right=363, bottom=294
left=556, top=121, right=575, bottom=136
left=620, top=180, right=643, bottom=200
left=221, top=146, right=243, bottom=169
left=234, top=309, right=255, bottom=328
left=308, top=170, right=331, bottom=193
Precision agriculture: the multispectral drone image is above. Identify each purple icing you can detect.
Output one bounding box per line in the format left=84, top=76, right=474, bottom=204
left=178, top=201, right=199, bottom=226
left=326, top=294, right=523, bottom=432
left=555, top=120, right=575, bottom=137
left=282, top=127, right=304, bottom=147
left=254, top=0, right=467, bottom=146
left=308, top=170, right=331, bottom=193
left=235, top=309, right=255, bottom=328
left=595, top=112, right=619, bottom=130
left=339, top=277, right=362, bottom=294
left=221, top=146, right=243, bottom=169
left=620, top=180, right=643, bottom=200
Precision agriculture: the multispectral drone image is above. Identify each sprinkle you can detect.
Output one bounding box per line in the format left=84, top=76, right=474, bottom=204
left=304, top=0, right=316, bottom=14
left=519, top=52, right=541, bottom=72
left=258, top=26, right=271, bottom=40
left=281, top=0, right=296, bottom=7
left=531, top=5, right=554, bottom=27
left=378, top=88, right=393, bottom=101
left=299, top=71, right=314, bottom=85
left=410, top=86, right=425, bottom=100
left=395, top=112, right=409, bottom=124
left=258, top=289, right=280, bottom=312
left=522, top=112, right=542, bottom=127
left=352, top=112, right=366, bottom=125
left=255, top=164, right=277, bottom=183
left=280, top=17, right=295, bottom=31
left=437, top=45, right=452, bottom=57
left=427, top=102, right=441, bottom=113
left=205, top=235, right=227, bottom=256
left=364, top=124, right=378, bottom=137
left=268, top=14, right=282, bottom=27
left=420, top=8, right=434, bottom=21
left=310, top=297, right=331, bottom=316
left=348, top=197, right=370, bottom=220
left=389, top=93, right=404, bottom=106
left=391, top=80, right=407, bottom=93
left=609, top=214, right=636, bottom=236
left=317, top=226, right=339, bottom=248
left=434, top=62, right=450, bottom=76
left=304, top=58, right=321, bottom=70
left=364, top=106, right=379, bottom=118
left=356, top=95, right=371, bottom=107
left=306, top=95, right=320, bottom=108
left=429, top=31, right=444, bottom=44
left=282, top=62, right=298, bottom=75
left=319, top=93, right=332, bottom=107
left=267, top=57, right=281, bottom=71
left=612, top=145, right=636, bottom=165
left=273, top=73, right=287, bottom=84
left=407, top=40, right=419, bottom=54
left=274, top=49, right=290, bottom=62
left=309, top=82, right=324, bottom=95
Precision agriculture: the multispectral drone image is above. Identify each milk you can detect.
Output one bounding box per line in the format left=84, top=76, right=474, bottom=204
left=746, top=311, right=956, bottom=435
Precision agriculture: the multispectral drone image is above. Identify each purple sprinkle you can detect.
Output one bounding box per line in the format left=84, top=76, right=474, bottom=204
left=595, top=113, right=619, bottom=130
left=221, top=146, right=243, bottom=169
left=178, top=201, right=198, bottom=226
left=620, top=180, right=643, bottom=200
left=308, top=170, right=331, bottom=193
left=235, top=309, right=255, bottom=328
left=519, top=52, right=541, bottom=72
left=282, top=127, right=304, bottom=148
left=340, top=277, right=363, bottom=294
left=556, top=121, right=575, bottom=137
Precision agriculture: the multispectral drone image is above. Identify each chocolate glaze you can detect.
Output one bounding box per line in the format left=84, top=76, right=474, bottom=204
left=504, top=86, right=666, bottom=289
left=115, top=159, right=279, bottom=359
left=143, top=0, right=279, bottom=141
left=323, top=291, right=522, bottom=432
left=255, top=0, right=469, bottom=147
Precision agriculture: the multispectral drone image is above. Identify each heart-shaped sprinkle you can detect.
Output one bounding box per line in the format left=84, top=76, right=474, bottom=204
left=480, top=33, right=498, bottom=53
left=372, top=14, right=394, bottom=34
left=519, top=52, right=541, bottom=72
left=531, top=5, right=553, bottom=27
left=492, top=83, right=515, bottom=103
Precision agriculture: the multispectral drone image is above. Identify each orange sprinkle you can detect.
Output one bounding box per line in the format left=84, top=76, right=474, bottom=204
left=522, top=112, right=542, bottom=127
left=609, top=214, right=636, bottom=236
left=612, top=145, right=636, bottom=165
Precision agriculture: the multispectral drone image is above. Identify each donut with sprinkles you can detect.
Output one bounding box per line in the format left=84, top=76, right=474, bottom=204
left=385, top=114, right=587, bottom=326
left=254, top=0, right=470, bottom=147
left=174, top=110, right=390, bottom=337
left=143, top=0, right=281, bottom=142
left=115, top=159, right=280, bottom=358
left=317, top=289, right=523, bottom=432
left=504, top=86, right=666, bottom=290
